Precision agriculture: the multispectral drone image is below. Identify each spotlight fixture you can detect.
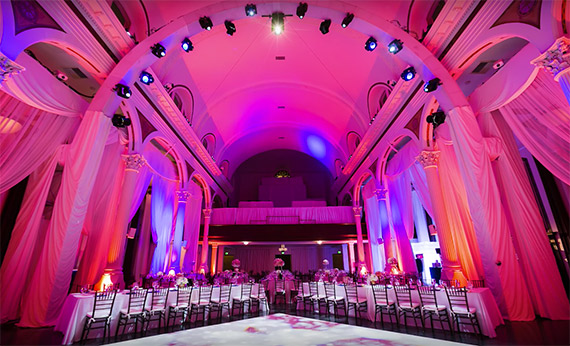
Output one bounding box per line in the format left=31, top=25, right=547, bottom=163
left=271, top=12, right=285, bottom=35
left=423, top=78, right=441, bottom=92
left=401, top=67, right=416, bottom=81
left=426, top=111, right=446, bottom=127
left=139, top=71, right=154, bottom=85
left=199, top=16, right=213, bottom=30
left=245, top=4, right=257, bottom=17
left=341, top=13, right=354, bottom=28
left=365, top=37, right=377, bottom=51
left=112, top=114, right=132, bottom=128
left=225, top=20, right=236, bottom=36
left=114, top=84, right=131, bottom=99
left=181, top=37, right=193, bottom=52
left=387, top=39, right=403, bottom=54
left=150, top=43, right=166, bottom=58
left=320, top=19, right=331, bottom=34
left=296, top=2, right=308, bottom=19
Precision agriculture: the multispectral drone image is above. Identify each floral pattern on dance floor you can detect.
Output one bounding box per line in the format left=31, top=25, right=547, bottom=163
left=109, top=313, right=468, bottom=346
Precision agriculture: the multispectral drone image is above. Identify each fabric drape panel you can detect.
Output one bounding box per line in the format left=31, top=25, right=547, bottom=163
left=182, top=183, right=202, bottom=272
left=479, top=112, right=570, bottom=320
left=411, top=189, right=430, bottom=243
left=133, top=196, right=153, bottom=282
left=128, top=164, right=152, bottom=221
left=0, top=149, right=61, bottom=323
left=1, top=53, right=88, bottom=116
left=446, top=107, right=534, bottom=321
left=150, top=171, right=176, bottom=275
left=407, top=163, right=434, bottom=218
left=362, top=183, right=384, bottom=272
left=0, top=92, right=79, bottom=193
left=170, top=200, right=185, bottom=273
left=498, top=70, right=570, bottom=185
left=435, top=132, right=485, bottom=281
left=210, top=207, right=354, bottom=225
left=18, top=111, right=112, bottom=327
left=71, top=142, right=124, bottom=288
left=231, top=245, right=342, bottom=274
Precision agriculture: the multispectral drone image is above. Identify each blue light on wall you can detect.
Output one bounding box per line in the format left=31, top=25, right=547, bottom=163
left=307, top=135, right=326, bottom=159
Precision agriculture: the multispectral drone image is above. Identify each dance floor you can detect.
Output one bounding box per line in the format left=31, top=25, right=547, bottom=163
left=109, top=313, right=468, bottom=346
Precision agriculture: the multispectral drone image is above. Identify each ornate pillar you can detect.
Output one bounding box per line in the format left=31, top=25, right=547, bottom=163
left=216, top=245, right=225, bottom=273
left=417, top=150, right=466, bottom=286
left=210, top=243, right=218, bottom=274
left=105, top=153, right=146, bottom=288
left=531, top=37, right=570, bottom=104
left=342, top=244, right=350, bottom=272
left=199, top=208, right=212, bottom=273
left=352, top=206, right=366, bottom=272
left=168, top=190, right=191, bottom=273
left=0, top=53, right=25, bottom=84
left=375, top=188, right=395, bottom=272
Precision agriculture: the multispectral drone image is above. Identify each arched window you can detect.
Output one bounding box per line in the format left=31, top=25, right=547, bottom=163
left=334, top=159, right=345, bottom=177
left=367, top=82, right=393, bottom=122
left=275, top=169, right=291, bottom=178
left=168, top=85, right=194, bottom=126
left=347, top=131, right=362, bottom=157
left=219, top=160, right=230, bottom=178
left=201, top=133, right=216, bottom=157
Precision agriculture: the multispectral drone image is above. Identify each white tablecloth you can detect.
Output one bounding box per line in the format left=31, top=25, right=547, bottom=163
left=297, top=284, right=503, bottom=338
left=54, top=284, right=264, bottom=345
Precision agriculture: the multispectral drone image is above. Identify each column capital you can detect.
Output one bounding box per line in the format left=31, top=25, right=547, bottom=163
left=122, top=153, right=146, bottom=172
left=374, top=188, right=388, bottom=201
left=416, top=150, right=441, bottom=169
left=531, top=37, right=570, bottom=81
left=211, top=243, right=218, bottom=249
left=352, top=206, right=362, bottom=217
left=202, top=208, right=212, bottom=218
left=176, top=190, right=192, bottom=202
left=0, top=53, right=25, bottom=83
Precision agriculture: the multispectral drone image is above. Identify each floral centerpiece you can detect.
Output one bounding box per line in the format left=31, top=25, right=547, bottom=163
left=232, top=259, right=241, bottom=269
left=365, top=271, right=387, bottom=285
left=273, top=258, right=285, bottom=268
left=314, top=268, right=351, bottom=284
left=263, top=269, right=294, bottom=282
left=388, top=257, right=400, bottom=274
left=322, top=259, right=329, bottom=268
left=176, top=274, right=189, bottom=288
left=213, top=270, right=250, bottom=285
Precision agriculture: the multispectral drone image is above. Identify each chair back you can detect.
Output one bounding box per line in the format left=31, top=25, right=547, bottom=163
left=240, top=283, right=253, bottom=300
left=126, top=288, right=148, bottom=313
left=299, top=282, right=310, bottom=296
left=417, top=285, right=439, bottom=308
left=256, top=283, right=267, bottom=298
left=309, top=281, right=319, bottom=296
left=176, top=286, right=193, bottom=306
left=444, top=286, right=471, bottom=313
left=149, top=287, right=169, bottom=311
left=91, top=290, right=116, bottom=318
left=344, top=284, right=359, bottom=302
left=393, top=284, right=414, bottom=307
left=198, top=285, right=213, bottom=303
left=470, top=279, right=485, bottom=288
left=324, top=282, right=337, bottom=298
left=371, top=284, right=390, bottom=305
left=275, top=279, right=285, bottom=293
left=218, top=284, right=232, bottom=302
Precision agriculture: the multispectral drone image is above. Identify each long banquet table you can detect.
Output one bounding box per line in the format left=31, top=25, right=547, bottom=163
left=298, top=283, right=504, bottom=338
left=54, top=284, right=264, bottom=345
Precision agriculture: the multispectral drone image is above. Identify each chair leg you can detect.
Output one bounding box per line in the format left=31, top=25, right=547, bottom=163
left=80, top=319, right=89, bottom=344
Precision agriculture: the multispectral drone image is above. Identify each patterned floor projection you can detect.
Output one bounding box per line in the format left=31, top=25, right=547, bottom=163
left=109, top=313, right=468, bottom=346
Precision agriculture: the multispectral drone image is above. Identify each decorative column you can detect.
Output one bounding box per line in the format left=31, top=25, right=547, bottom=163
left=216, top=245, right=225, bottom=273
left=199, top=208, right=212, bottom=273
left=210, top=243, right=218, bottom=275
left=416, top=150, right=467, bottom=286
left=342, top=244, right=350, bottom=272
left=347, top=241, right=356, bottom=274
left=168, top=190, right=191, bottom=273
left=374, top=188, right=395, bottom=272
left=105, top=153, right=146, bottom=288
left=352, top=206, right=366, bottom=273
left=0, top=52, right=25, bottom=84
left=531, top=37, right=570, bottom=104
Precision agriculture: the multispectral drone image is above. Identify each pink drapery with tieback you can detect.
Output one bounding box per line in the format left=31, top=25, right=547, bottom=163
left=446, top=106, right=534, bottom=321
left=478, top=111, right=570, bottom=320
left=71, top=142, right=125, bottom=289
left=498, top=70, right=570, bottom=186
left=0, top=148, right=62, bottom=323
left=0, top=92, right=79, bottom=193
left=17, top=110, right=112, bottom=327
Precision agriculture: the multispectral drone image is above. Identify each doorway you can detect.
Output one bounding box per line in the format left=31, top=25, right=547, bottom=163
left=332, top=254, right=344, bottom=270
left=223, top=254, right=234, bottom=271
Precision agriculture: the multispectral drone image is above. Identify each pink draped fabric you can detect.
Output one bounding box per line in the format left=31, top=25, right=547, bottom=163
left=0, top=92, right=79, bottom=193
left=18, top=111, right=112, bottom=327
left=407, top=163, right=434, bottom=218
left=210, top=206, right=354, bottom=225
left=498, top=70, right=570, bottom=185
left=446, top=106, right=534, bottom=321
left=133, top=196, right=153, bottom=281
left=1, top=53, right=88, bottom=116
left=362, top=183, right=385, bottom=272
left=435, top=135, right=485, bottom=281
left=0, top=149, right=61, bottom=323
left=479, top=111, right=570, bottom=320
left=71, top=142, right=124, bottom=288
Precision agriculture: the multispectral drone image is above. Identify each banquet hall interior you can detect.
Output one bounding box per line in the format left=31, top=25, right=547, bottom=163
left=1, top=0, right=569, bottom=345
